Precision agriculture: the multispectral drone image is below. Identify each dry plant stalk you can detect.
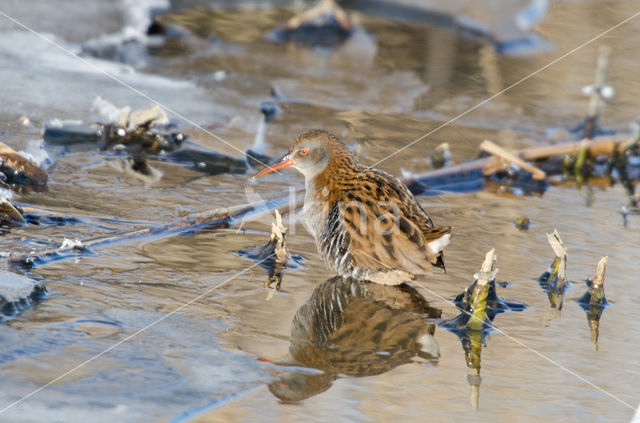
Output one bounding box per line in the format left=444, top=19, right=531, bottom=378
left=466, top=248, right=497, bottom=411
left=545, top=229, right=568, bottom=310
left=587, top=256, right=607, bottom=350
left=265, top=210, right=290, bottom=297
left=467, top=248, right=497, bottom=331
left=270, top=209, right=289, bottom=265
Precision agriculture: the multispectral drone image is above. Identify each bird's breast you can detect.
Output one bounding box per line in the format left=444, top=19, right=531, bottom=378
left=303, top=183, right=330, bottom=241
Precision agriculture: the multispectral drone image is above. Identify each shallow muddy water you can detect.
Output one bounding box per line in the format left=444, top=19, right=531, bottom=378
left=0, top=1, right=639, bottom=422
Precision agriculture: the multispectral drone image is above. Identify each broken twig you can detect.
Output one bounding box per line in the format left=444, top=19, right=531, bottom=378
left=10, top=190, right=302, bottom=268
left=480, top=140, right=546, bottom=180
left=235, top=210, right=300, bottom=295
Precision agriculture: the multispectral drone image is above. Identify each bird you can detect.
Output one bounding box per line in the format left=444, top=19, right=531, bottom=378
left=252, top=129, right=451, bottom=285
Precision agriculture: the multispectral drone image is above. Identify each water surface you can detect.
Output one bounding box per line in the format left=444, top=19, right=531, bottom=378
left=0, top=1, right=639, bottom=422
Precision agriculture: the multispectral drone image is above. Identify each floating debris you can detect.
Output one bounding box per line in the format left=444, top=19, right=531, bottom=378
left=0, top=141, right=48, bottom=193
left=98, top=121, right=185, bottom=154
left=537, top=230, right=568, bottom=312
left=402, top=140, right=549, bottom=197
left=266, top=276, right=441, bottom=402
left=0, top=270, right=47, bottom=322
left=19, top=116, right=33, bottom=128
left=527, top=134, right=640, bottom=197
left=59, top=238, right=87, bottom=251
left=43, top=117, right=185, bottom=155
left=513, top=216, right=531, bottom=231
left=43, top=99, right=262, bottom=177
left=50, top=98, right=178, bottom=153
left=0, top=201, right=82, bottom=227
left=20, top=206, right=81, bottom=227
left=577, top=256, right=609, bottom=351
left=0, top=198, right=25, bottom=225
left=42, top=120, right=104, bottom=145
left=92, top=97, right=170, bottom=129
left=403, top=126, right=640, bottom=200
left=42, top=98, right=177, bottom=152
left=267, top=0, right=352, bottom=46
left=235, top=210, right=302, bottom=292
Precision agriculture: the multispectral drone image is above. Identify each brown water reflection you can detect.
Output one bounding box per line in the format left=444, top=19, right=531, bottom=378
left=266, top=276, right=441, bottom=402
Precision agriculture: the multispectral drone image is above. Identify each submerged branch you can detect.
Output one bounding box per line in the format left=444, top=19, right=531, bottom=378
left=10, top=190, right=303, bottom=269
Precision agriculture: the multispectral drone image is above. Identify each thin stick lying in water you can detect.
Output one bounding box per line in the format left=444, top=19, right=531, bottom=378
left=480, top=140, right=546, bottom=180
left=519, top=134, right=632, bottom=161
left=10, top=189, right=303, bottom=269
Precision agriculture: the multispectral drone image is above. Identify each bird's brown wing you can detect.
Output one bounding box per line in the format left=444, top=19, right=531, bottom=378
left=336, top=170, right=451, bottom=276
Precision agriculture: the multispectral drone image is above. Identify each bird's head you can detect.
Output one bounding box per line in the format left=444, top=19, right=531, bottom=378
left=251, top=130, right=354, bottom=180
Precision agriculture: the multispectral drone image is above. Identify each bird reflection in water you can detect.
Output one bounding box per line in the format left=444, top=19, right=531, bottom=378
left=265, top=276, right=442, bottom=402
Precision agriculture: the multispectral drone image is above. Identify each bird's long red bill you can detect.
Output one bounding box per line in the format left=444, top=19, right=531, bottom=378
left=251, top=154, right=293, bottom=178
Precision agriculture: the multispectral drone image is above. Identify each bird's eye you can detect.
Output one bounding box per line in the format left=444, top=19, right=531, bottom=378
left=300, top=148, right=308, bottom=156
